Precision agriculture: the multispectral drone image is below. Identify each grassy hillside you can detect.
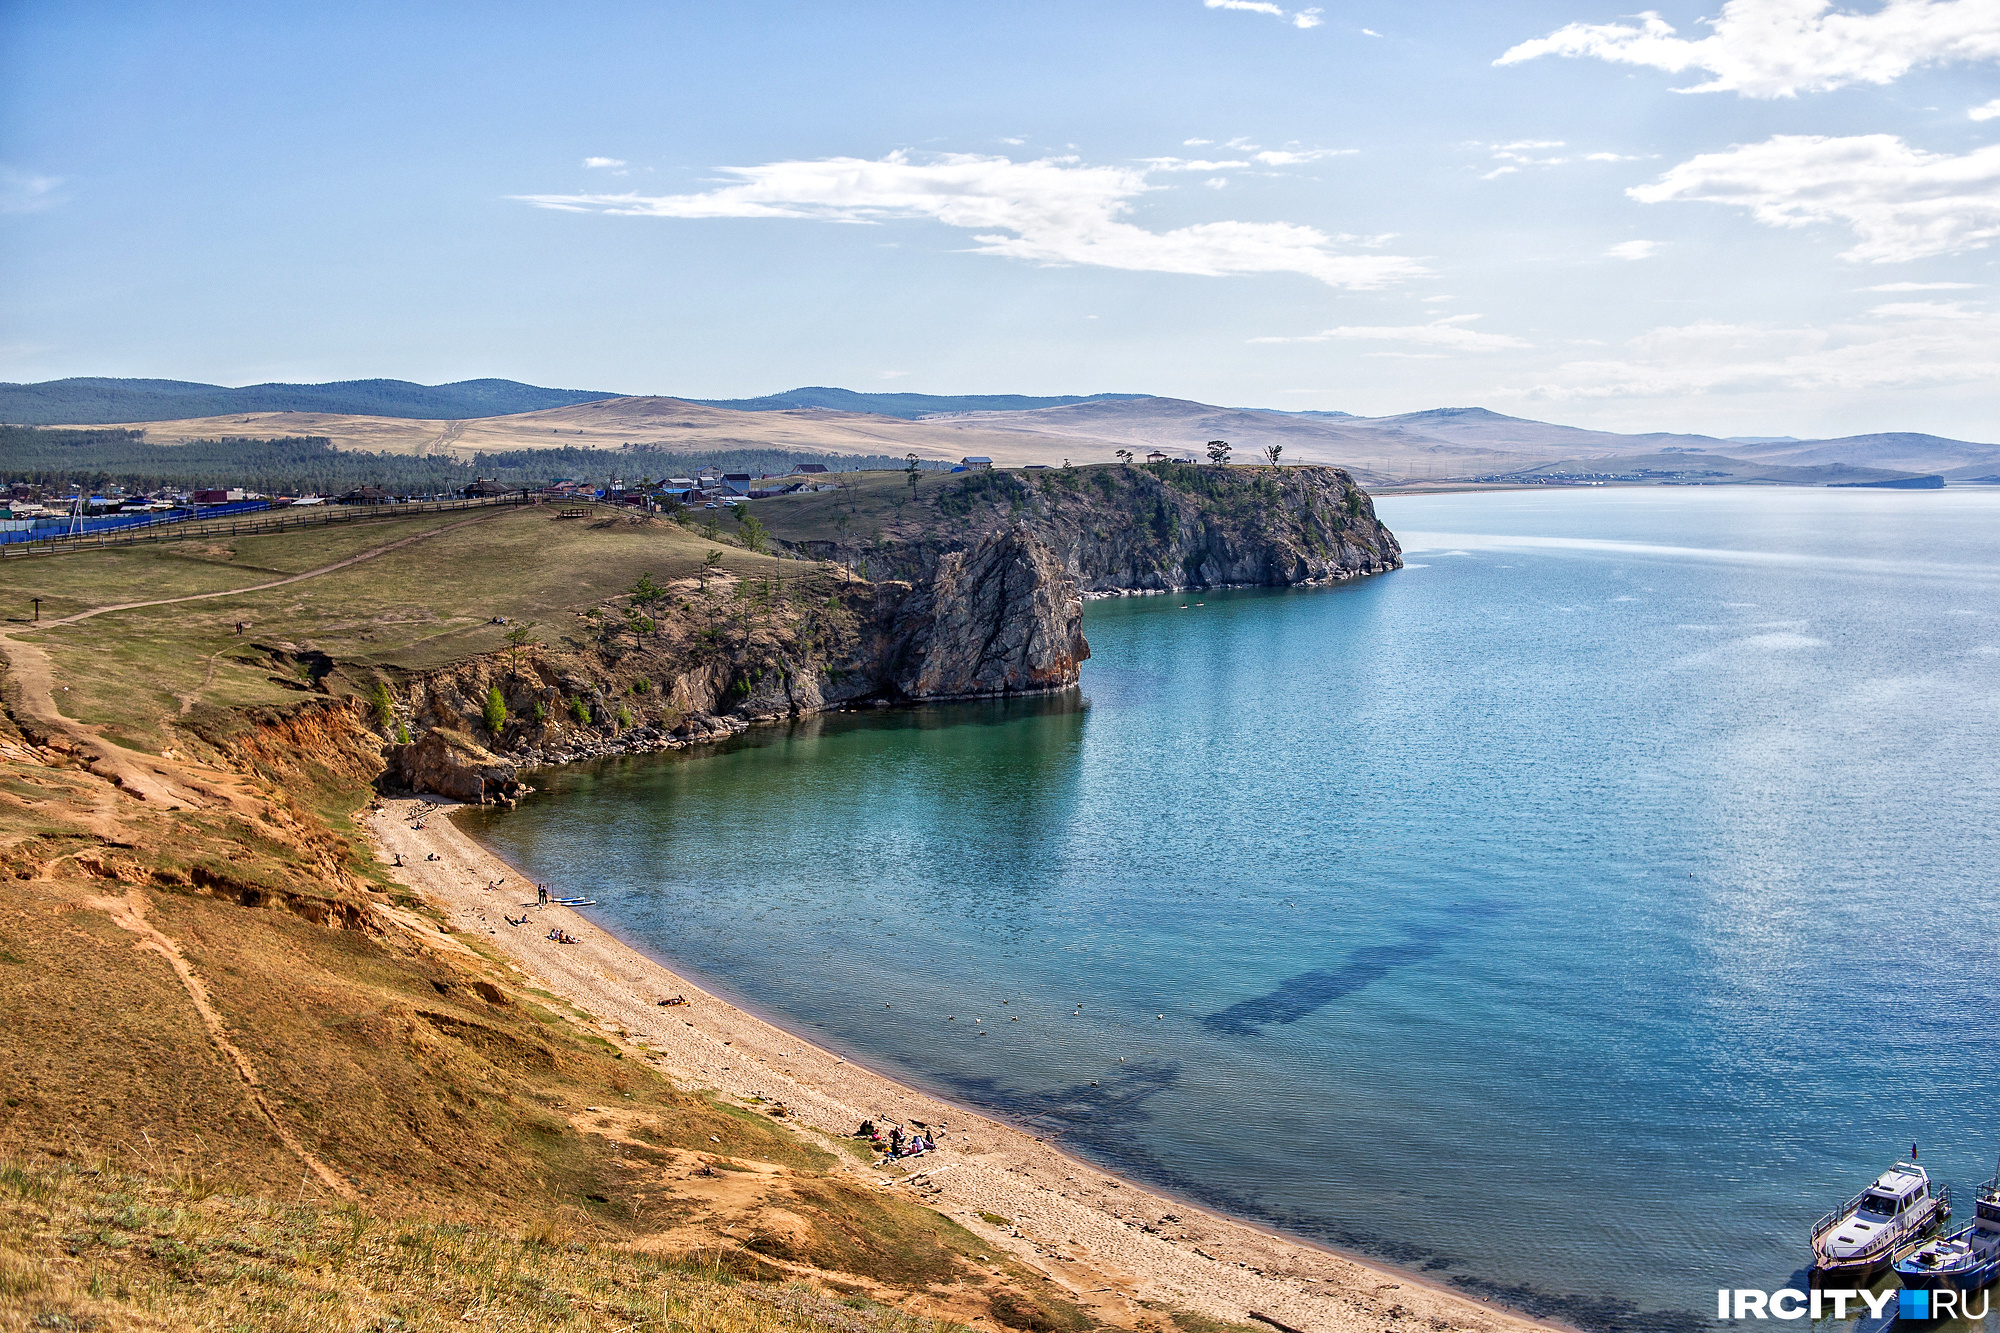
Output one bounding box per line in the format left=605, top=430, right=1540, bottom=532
left=0, top=505, right=1131, bottom=1332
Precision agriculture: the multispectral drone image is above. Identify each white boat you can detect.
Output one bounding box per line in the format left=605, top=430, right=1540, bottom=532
left=1811, top=1160, right=1951, bottom=1282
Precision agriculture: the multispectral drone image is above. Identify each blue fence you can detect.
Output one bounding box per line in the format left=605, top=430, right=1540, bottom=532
left=0, top=499, right=274, bottom=545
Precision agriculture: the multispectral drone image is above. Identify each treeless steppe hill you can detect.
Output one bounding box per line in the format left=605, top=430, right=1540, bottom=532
left=80, top=397, right=1087, bottom=469
left=73, top=395, right=1554, bottom=483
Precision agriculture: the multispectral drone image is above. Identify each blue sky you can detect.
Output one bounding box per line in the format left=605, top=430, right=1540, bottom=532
left=2, top=0, right=1997, bottom=438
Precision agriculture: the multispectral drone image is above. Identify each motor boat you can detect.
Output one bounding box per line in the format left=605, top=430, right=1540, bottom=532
left=1811, top=1161, right=1951, bottom=1283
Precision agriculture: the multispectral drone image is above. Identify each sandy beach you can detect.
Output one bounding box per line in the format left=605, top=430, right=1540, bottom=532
left=363, top=797, right=1560, bottom=1333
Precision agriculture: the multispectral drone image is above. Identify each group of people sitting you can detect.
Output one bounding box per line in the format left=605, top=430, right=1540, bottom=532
left=546, top=928, right=578, bottom=944
left=856, top=1119, right=939, bottom=1160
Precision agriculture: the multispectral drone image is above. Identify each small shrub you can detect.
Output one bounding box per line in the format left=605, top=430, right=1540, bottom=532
left=369, top=680, right=395, bottom=730
left=569, top=697, right=591, bottom=726
left=482, top=686, right=507, bottom=734
left=394, top=723, right=411, bottom=745
left=632, top=678, right=651, bottom=694
left=531, top=701, right=548, bottom=724
left=616, top=706, right=633, bottom=730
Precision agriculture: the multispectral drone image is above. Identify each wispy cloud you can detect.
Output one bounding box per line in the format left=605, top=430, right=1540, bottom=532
left=1501, top=304, right=2000, bottom=400
left=1972, top=97, right=2000, bottom=120
left=1630, top=134, right=2000, bottom=262
left=1251, top=314, right=1532, bottom=350
left=1203, top=0, right=1323, bottom=30
left=1497, top=0, right=2000, bottom=98
left=1606, top=239, right=1664, bottom=260
left=515, top=150, right=1427, bottom=289
left=0, top=167, right=63, bottom=214
left=582, top=156, right=626, bottom=169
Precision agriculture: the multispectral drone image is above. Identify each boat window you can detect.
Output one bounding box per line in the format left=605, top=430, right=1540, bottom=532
left=1858, top=1194, right=1898, bottom=1217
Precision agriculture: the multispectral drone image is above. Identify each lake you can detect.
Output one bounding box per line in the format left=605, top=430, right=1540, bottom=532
left=461, top=486, right=2000, bottom=1331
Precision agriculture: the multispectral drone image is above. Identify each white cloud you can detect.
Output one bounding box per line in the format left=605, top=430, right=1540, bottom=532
left=1251, top=314, right=1533, bottom=350
left=515, top=151, right=1428, bottom=289
left=1607, top=239, right=1665, bottom=259
left=1251, top=147, right=1357, bottom=165
left=0, top=168, right=63, bottom=214
left=1183, top=138, right=1213, bottom=146
left=1362, top=28, right=1382, bottom=36
left=1205, top=177, right=1229, bottom=189
left=1629, top=134, right=2000, bottom=262
left=582, top=156, right=626, bottom=169
left=1203, top=0, right=1323, bottom=29
left=1501, top=304, right=2000, bottom=400
left=1860, top=280, right=1980, bottom=289
left=1972, top=97, right=2000, bottom=119
left=1497, top=0, right=2000, bottom=98
left=1000, top=136, right=1026, bottom=146
left=1478, top=139, right=1643, bottom=179
left=1143, top=156, right=1252, bottom=171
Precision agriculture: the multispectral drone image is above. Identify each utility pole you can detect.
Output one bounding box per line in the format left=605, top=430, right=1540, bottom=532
left=31, top=598, right=41, bottom=622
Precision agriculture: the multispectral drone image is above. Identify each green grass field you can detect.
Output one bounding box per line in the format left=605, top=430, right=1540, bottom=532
left=0, top=505, right=817, bottom=754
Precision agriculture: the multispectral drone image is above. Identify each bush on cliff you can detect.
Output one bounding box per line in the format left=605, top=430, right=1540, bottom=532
left=483, top=685, right=507, bottom=734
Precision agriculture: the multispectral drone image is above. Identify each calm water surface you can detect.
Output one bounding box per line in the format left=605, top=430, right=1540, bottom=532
left=463, top=488, right=2000, bottom=1331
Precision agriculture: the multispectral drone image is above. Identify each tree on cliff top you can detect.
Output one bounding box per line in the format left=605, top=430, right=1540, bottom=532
left=1206, top=439, right=1232, bottom=466
left=1263, top=444, right=1282, bottom=467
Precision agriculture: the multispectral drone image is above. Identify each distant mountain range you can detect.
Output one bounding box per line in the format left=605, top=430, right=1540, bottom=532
left=6, top=377, right=1995, bottom=485
left=0, top=377, right=623, bottom=425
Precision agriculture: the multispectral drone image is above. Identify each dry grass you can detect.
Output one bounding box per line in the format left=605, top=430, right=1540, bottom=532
left=0, top=505, right=815, bottom=754
left=0, top=1157, right=972, bottom=1333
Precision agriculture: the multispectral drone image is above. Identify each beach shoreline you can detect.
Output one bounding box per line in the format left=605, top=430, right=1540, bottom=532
left=362, top=796, right=1567, bottom=1333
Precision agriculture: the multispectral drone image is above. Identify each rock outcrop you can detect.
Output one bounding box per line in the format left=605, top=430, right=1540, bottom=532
left=876, top=529, right=1089, bottom=699
left=798, top=463, right=1400, bottom=594
left=387, top=728, right=523, bottom=806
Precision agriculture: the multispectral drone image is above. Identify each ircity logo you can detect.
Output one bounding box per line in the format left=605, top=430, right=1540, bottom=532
left=1715, top=1286, right=1993, bottom=1320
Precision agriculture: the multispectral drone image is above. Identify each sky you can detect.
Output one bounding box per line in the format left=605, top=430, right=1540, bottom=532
left=2, top=0, right=1998, bottom=439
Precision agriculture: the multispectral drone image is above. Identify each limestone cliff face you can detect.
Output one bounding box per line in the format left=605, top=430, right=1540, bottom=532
left=800, top=463, right=1400, bottom=595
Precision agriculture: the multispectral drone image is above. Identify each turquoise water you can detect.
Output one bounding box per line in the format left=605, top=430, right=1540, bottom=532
left=461, top=488, right=2000, bottom=1331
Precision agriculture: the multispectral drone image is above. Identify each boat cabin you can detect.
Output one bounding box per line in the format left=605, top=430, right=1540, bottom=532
left=1859, top=1167, right=1930, bottom=1217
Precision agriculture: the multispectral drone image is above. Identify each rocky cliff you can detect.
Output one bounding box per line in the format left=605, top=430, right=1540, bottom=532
left=793, top=462, right=1400, bottom=594
left=364, top=465, right=1394, bottom=800
left=363, top=527, right=1087, bottom=800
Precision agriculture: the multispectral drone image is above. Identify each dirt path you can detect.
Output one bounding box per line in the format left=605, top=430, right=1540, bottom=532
left=366, top=800, right=1557, bottom=1333
left=0, top=511, right=504, bottom=810
left=85, top=886, right=357, bottom=1202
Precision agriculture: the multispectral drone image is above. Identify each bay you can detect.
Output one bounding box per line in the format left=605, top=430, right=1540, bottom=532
left=461, top=486, right=2000, bottom=1331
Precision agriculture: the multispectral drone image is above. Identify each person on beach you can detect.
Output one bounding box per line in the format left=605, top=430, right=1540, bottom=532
left=537, top=883, right=549, bottom=907
left=888, top=1126, right=903, bottom=1156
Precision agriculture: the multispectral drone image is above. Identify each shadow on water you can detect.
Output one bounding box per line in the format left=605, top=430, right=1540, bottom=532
left=942, top=1051, right=1709, bottom=1333
left=1200, top=901, right=1510, bottom=1036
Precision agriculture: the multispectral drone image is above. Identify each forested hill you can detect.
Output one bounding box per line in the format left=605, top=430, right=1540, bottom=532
left=0, top=377, right=623, bottom=425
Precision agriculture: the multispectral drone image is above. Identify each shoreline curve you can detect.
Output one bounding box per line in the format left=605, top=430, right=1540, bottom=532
left=362, top=795, right=1568, bottom=1333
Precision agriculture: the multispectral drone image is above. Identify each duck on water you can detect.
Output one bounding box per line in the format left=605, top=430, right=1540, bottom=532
left=1811, top=1154, right=1952, bottom=1284
left=1895, top=1159, right=2000, bottom=1300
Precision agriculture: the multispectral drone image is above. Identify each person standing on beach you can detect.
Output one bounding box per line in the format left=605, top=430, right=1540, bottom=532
left=537, top=883, right=549, bottom=907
